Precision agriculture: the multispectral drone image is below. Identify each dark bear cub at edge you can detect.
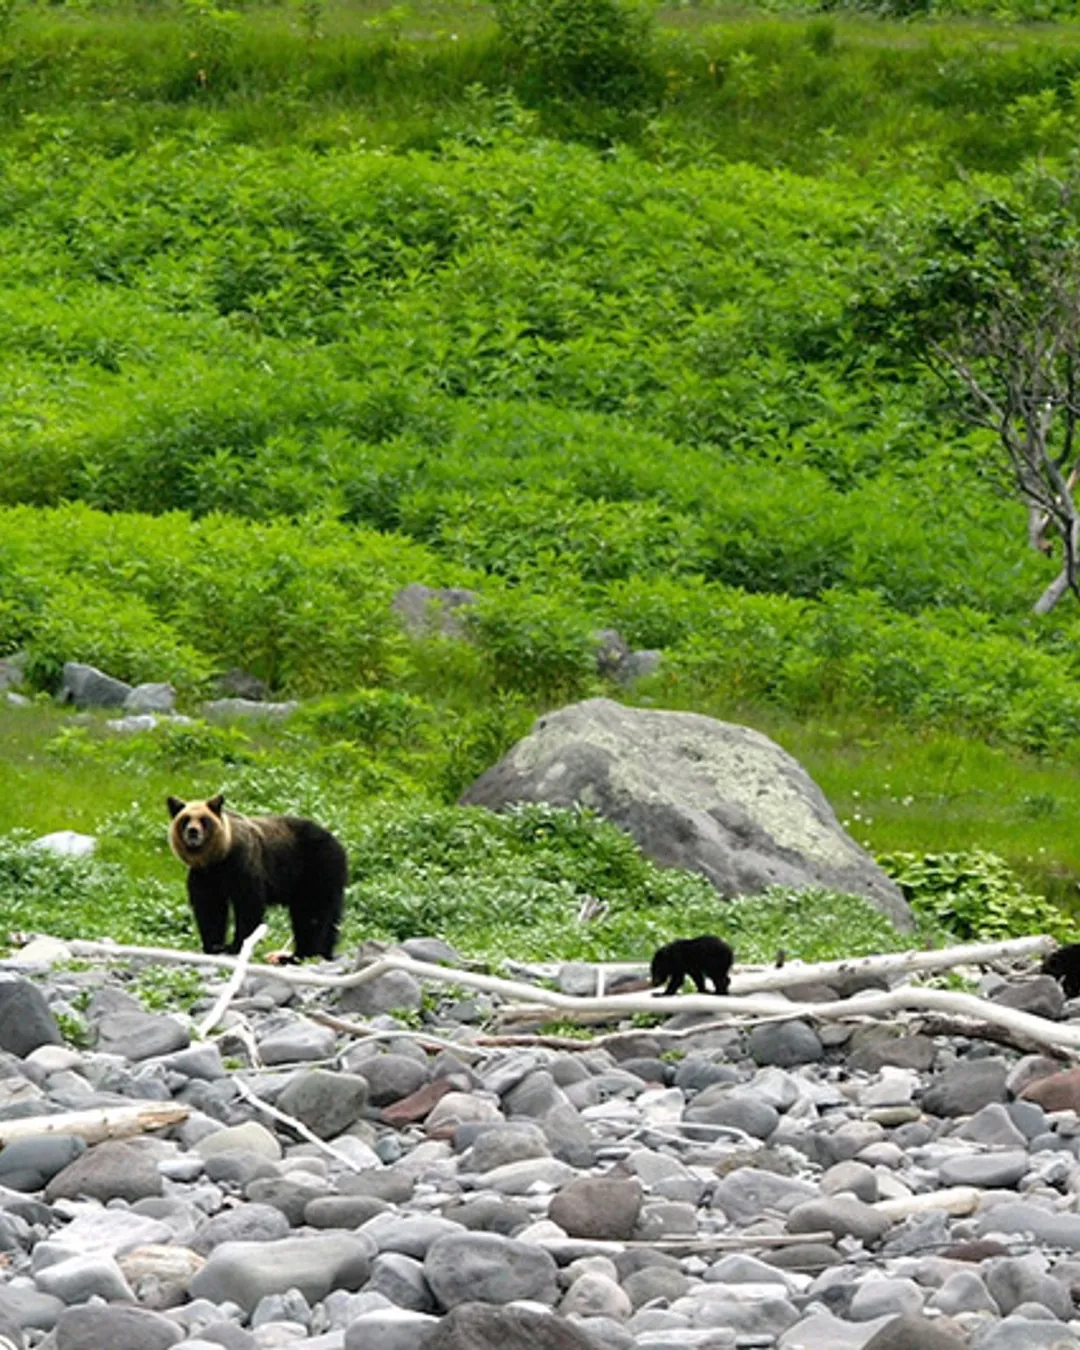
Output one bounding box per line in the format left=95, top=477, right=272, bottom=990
left=1042, top=943, right=1080, bottom=1000
left=650, top=934, right=734, bottom=997
left=167, top=793, right=347, bottom=963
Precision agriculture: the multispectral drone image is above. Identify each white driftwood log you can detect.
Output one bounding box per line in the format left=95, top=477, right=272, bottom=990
left=534, top=1232, right=836, bottom=1261
left=54, top=934, right=1076, bottom=1056
left=0, top=1102, right=188, bottom=1147
left=874, top=1186, right=981, bottom=1221
left=62, top=934, right=1054, bottom=996
left=232, top=1078, right=368, bottom=1173
left=494, top=984, right=1080, bottom=1057
left=511, top=935, right=1057, bottom=994
left=196, top=922, right=268, bottom=1038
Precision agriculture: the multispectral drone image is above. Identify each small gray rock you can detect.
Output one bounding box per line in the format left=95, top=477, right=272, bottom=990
left=339, top=971, right=421, bottom=1017
left=417, top=1300, right=597, bottom=1349
left=787, top=1196, right=891, bottom=1246
left=256, top=1022, right=337, bottom=1066
left=683, top=1086, right=779, bottom=1139
left=45, top=1140, right=162, bottom=1204
left=548, top=1176, right=643, bottom=1242
left=984, top=1255, right=1072, bottom=1319
left=747, top=1021, right=824, bottom=1067
left=189, top=1234, right=374, bottom=1313
left=860, top=1314, right=969, bottom=1349
left=192, top=1203, right=291, bottom=1255
left=362, top=1055, right=429, bottom=1108
left=712, top=1168, right=818, bottom=1223
left=423, top=1233, right=558, bottom=1310
left=0, top=976, right=63, bottom=1058
left=954, top=1104, right=1028, bottom=1149
left=60, top=662, right=132, bottom=708
left=96, top=1009, right=190, bottom=1061
left=921, top=1059, right=1008, bottom=1117
left=274, top=1069, right=369, bottom=1141
left=125, top=683, right=176, bottom=714
left=991, top=977, right=1065, bottom=1021
left=53, top=1305, right=182, bottom=1350
left=848, top=1278, right=925, bottom=1321
left=938, top=1151, right=1029, bottom=1189
left=0, top=1136, right=86, bottom=1192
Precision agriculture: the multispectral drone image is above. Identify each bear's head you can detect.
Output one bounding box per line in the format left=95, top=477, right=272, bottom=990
left=167, top=793, right=231, bottom=866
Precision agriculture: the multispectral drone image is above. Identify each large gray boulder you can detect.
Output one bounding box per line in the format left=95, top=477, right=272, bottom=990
left=60, top=662, right=132, bottom=708
left=459, top=698, right=910, bottom=928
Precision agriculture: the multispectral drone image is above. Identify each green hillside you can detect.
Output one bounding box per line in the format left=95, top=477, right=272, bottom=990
left=4, top=0, right=1080, bottom=962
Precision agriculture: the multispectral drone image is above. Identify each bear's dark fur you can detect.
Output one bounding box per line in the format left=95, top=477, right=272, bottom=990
left=1042, top=943, right=1080, bottom=1000
left=167, top=793, right=347, bottom=962
left=650, top=934, right=734, bottom=997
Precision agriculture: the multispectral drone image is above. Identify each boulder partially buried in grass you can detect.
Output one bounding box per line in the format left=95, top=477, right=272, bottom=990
left=460, top=697, right=911, bottom=928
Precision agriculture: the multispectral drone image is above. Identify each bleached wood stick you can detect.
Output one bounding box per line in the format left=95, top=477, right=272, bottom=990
left=0, top=1102, right=189, bottom=1147
left=874, top=1187, right=981, bottom=1220
left=232, top=1078, right=369, bottom=1173
left=61, top=934, right=1056, bottom=997
left=535, top=1231, right=836, bottom=1261
left=494, top=984, right=1080, bottom=1057
left=510, top=935, right=1057, bottom=993
left=309, top=1009, right=490, bottom=1060
left=197, top=923, right=268, bottom=1038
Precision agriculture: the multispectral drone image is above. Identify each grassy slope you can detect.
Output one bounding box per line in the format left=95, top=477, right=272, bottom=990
left=4, top=1, right=1080, bottom=958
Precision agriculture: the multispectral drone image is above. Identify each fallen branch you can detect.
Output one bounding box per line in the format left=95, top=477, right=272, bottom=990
left=0, top=1102, right=189, bottom=1147
left=213, top=1013, right=264, bottom=1070
left=875, top=1186, right=980, bottom=1221
left=492, top=984, right=1080, bottom=1059
left=61, top=934, right=1055, bottom=999
left=232, top=1078, right=368, bottom=1173
left=196, top=923, right=268, bottom=1038
left=309, top=1009, right=490, bottom=1060
left=915, top=1012, right=1075, bottom=1061
left=511, top=935, right=1056, bottom=995
left=534, top=1231, right=837, bottom=1262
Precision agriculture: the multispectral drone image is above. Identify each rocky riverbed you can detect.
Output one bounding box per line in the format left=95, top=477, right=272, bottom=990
left=2, top=945, right=1080, bottom=1350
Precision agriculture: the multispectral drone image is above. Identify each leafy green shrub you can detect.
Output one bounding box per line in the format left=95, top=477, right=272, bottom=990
left=466, top=590, right=597, bottom=700
left=22, top=579, right=211, bottom=693
left=296, top=689, right=434, bottom=750
left=493, top=0, right=658, bottom=103
left=879, top=849, right=1069, bottom=941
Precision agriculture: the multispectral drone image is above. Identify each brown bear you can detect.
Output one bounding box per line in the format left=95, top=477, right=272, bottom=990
left=650, top=934, right=734, bottom=997
left=167, top=793, right=347, bottom=962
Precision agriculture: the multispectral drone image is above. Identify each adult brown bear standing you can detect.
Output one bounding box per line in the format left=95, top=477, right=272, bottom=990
left=167, top=794, right=347, bottom=962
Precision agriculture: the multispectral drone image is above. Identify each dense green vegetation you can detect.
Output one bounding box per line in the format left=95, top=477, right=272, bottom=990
left=5, top=0, right=1080, bottom=968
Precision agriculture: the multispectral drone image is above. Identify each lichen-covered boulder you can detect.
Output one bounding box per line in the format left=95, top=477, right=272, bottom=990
left=459, top=698, right=910, bottom=928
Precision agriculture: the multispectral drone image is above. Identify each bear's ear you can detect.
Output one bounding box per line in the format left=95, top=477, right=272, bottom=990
left=167, top=796, right=185, bottom=819
left=207, top=793, right=225, bottom=816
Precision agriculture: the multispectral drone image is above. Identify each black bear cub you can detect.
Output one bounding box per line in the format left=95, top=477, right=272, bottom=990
left=650, top=934, right=734, bottom=997
left=167, top=793, right=347, bottom=963
left=1042, top=943, right=1080, bottom=999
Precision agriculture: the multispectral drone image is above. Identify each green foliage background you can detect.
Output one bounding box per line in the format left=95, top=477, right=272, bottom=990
left=4, top=0, right=1080, bottom=965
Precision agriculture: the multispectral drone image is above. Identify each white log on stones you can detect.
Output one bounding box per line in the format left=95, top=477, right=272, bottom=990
left=63, top=933, right=1054, bottom=994
left=874, top=1187, right=981, bottom=1221
left=0, top=1102, right=189, bottom=1147
left=196, top=922, right=268, bottom=1038
left=232, top=1078, right=370, bottom=1174
left=515, top=934, right=1058, bottom=994
left=52, top=933, right=1078, bottom=1059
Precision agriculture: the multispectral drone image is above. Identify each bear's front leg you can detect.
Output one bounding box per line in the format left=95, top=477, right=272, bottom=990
left=188, top=873, right=229, bottom=954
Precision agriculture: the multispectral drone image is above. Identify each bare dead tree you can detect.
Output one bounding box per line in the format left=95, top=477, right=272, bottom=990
left=921, top=254, right=1080, bottom=614
left=858, top=168, right=1080, bottom=613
